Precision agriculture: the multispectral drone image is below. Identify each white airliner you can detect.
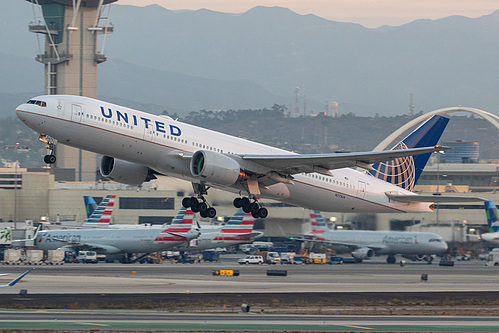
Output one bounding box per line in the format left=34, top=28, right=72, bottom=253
left=16, top=95, right=485, bottom=219
left=34, top=209, right=200, bottom=257
left=302, top=211, right=447, bottom=264
left=178, top=208, right=264, bottom=252
left=0, top=269, right=33, bottom=288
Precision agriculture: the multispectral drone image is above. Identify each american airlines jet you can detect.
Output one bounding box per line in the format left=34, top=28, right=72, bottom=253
left=34, top=209, right=200, bottom=255
left=16, top=95, right=483, bottom=219
left=179, top=208, right=264, bottom=252
left=303, top=211, right=447, bottom=264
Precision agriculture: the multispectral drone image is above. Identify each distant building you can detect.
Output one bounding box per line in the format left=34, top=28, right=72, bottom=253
left=326, top=101, right=339, bottom=117
left=440, top=140, right=479, bottom=164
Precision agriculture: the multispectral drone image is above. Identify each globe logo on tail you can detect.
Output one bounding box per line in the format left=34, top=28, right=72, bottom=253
left=369, top=142, right=416, bottom=191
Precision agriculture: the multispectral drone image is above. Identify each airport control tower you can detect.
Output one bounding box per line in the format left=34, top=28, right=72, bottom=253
left=27, top=0, right=116, bottom=181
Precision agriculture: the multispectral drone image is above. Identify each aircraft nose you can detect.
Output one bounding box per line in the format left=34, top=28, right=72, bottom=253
left=16, top=103, right=29, bottom=122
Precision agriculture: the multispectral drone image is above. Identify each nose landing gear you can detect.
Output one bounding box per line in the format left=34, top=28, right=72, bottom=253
left=39, top=134, right=57, bottom=165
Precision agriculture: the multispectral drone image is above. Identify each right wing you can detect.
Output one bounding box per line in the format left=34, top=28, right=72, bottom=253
left=240, top=146, right=448, bottom=176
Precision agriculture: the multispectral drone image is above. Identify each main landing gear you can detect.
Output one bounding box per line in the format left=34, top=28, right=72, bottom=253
left=233, top=197, right=268, bottom=219
left=182, top=196, right=217, bottom=218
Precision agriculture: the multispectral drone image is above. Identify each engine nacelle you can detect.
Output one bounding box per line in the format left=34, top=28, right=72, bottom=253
left=100, top=156, right=154, bottom=186
left=190, top=150, right=241, bottom=186
left=402, top=254, right=426, bottom=261
left=352, top=247, right=374, bottom=260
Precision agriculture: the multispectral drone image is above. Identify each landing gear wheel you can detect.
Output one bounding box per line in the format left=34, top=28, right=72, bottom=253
left=233, top=198, right=242, bottom=208
left=249, top=202, right=260, bottom=214
left=182, top=197, right=191, bottom=208
left=251, top=211, right=259, bottom=218
left=198, top=202, right=208, bottom=213
left=44, top=154, right=56, bottom=164
left=189, top=197, right=199, bottom=207
left=191, top=200, right=200, bottom=213
left=386, top=256, right=396, bottom=264
left=206, top=207, right=217, bottom=218
left=200, top=210, right=208, bottom=218
left=257, top=207, right=268, bottom=218
left=241, top=197, right=251, bottom=211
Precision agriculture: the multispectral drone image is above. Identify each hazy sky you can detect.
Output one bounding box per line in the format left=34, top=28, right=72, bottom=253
left=116, top=0, right=499, bottom=28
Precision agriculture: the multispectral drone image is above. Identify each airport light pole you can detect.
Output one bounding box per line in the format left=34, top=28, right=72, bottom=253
left=14, top=142, right=19, bottom=227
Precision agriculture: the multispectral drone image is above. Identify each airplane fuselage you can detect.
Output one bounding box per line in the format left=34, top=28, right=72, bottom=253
left=35, top=228, right=195, bottom=254
left=16, top=95, right=434, bottom=214
left=314, top=230, right=447, bottom=255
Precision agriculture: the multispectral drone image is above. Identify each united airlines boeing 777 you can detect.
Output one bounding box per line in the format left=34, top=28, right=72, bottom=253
left=16, top=95, right=484, bottom=218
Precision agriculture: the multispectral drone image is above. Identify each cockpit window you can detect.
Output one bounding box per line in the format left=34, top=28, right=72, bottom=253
left=429, top=238, right=441, bottom=242
left=27, top=100, right=47, bottom=107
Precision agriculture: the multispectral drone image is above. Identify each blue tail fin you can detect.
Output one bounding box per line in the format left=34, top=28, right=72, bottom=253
left=84, top=196, right=98, bottom=218
left=368, top=115, right=449, bottom=191
left=485, top=201, right=499, bottom=232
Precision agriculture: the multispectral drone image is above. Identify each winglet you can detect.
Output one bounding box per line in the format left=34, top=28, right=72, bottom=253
left=1, top=268, right=33, bottom=288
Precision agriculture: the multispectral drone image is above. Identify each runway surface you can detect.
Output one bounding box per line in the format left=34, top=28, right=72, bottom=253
left=0, top=256, right=498, bottom=294
left=2, top=310, right=499, bottom=332
left=1, top=256, right=498, bottom=331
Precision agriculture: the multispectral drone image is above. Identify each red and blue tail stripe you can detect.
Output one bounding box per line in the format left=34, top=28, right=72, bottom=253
left=309, top=210, right=327, bottom=235
left=155, top=208, right=195, bottom=242
left=214, top=209, right=255, bottom=241
left=84, top=195, right=115, bottom=225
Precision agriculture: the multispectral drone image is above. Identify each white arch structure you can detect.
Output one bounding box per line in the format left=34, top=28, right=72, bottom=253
left=374, top=107, right=499, bottom=151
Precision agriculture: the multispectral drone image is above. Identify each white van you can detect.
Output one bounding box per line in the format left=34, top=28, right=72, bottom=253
left=76, top=251, right=98, bottom=263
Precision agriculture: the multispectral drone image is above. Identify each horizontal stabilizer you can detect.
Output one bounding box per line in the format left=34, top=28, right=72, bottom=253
left=385, top=193, right=488, bottom=203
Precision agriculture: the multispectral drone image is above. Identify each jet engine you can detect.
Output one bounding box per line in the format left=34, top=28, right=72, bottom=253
left=100, top=156, right=155, bottom=186
left=190, top=150, right=241, bottom=186
left=352, top=247, right=374, bottom=260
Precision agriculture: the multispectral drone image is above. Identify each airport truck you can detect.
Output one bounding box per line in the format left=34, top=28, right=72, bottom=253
left=486, top=248, right=499, bottom=266
left=76, top=251, right=98, bottom=263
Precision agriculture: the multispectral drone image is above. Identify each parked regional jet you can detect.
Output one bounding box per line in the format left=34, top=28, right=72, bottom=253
left=302, top=211, right=448, bottom=264
left=16, top=96, right=486, bottom=219
left=178, top=208, right=264, bottom=251
left=480, top=201, right=499, bottom=245
left=0, top=268, right=33, bottom=288
left=34, top=209, right=200, bottom=255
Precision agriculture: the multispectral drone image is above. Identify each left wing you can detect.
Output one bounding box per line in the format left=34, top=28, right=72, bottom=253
left=241, top=146, right=448, bottom=176
left=52, top=237, right=121, bottom=254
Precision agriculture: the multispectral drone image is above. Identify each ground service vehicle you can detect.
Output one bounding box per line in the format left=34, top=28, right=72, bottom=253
left=486, top=249, right=499, bottom=266
left=238, top=255, right=263, bottom=265
left=76, top=251, right=98, bottom=263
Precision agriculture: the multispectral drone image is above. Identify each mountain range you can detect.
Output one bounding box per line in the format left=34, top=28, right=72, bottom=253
left=1, top=1, right=498, bottom=117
